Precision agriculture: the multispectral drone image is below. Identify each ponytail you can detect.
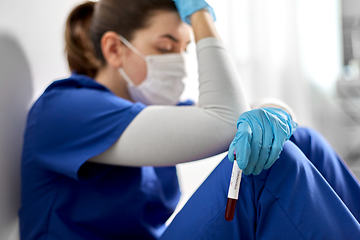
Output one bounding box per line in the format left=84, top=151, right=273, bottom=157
left=65, top=0, right=177, bottom=78
left=65, top=1, right=101, bottom=78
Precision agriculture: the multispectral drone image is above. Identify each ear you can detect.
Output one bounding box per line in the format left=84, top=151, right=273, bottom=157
left=100, top=31, right=127, bottom=68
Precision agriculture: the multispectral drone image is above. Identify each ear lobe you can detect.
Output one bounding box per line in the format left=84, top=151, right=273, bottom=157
left=101, top=31, right=126, bottom=68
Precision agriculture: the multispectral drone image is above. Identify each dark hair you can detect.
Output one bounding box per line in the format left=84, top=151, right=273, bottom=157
left=65, top=0, right=177, bottom=78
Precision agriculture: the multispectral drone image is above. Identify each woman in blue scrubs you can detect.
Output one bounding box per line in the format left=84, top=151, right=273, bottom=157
left=19, top=0, right=360, bottom=239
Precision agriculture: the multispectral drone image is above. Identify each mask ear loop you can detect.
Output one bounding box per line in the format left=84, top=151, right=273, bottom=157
left=118, top=68, right=135, bottom=86
left=118, top=35, right=146, bottom=60
left=118, top=35, right=149, bottom=87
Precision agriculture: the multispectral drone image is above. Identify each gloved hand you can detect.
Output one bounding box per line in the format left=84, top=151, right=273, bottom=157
left=172, top=0, right=216, bottom=25
left=228, top=107, right=298, bottom=175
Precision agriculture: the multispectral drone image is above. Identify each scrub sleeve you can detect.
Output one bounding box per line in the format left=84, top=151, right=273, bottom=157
left=19, top=74, right=180, bottom=240
left=33, top=77, right=144, bottom=180
left=160, top=127, right=360, bottom=240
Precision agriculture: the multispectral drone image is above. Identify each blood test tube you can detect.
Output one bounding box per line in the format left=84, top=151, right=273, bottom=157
left=225, top=154, right=242, bottom=221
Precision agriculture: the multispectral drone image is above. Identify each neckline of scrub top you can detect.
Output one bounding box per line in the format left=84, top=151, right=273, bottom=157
left=45, top=73, right=109, bottom=93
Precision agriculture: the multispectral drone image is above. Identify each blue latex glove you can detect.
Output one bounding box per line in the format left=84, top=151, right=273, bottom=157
left=228, top=107, right=298, bottom=175
left=172, top=0, right=216, bottom=25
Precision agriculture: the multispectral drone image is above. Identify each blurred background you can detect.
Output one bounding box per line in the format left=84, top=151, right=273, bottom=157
left=1, top=0, right=360, bottom=239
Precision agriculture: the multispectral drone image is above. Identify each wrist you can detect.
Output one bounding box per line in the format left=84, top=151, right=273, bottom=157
left=252, top=98, right=297, bottom=122
left=262, top=107, right=298, bottom=137
left=262, top=107, right=291, bottom=121
left=191, top=10, right=220, bottom=42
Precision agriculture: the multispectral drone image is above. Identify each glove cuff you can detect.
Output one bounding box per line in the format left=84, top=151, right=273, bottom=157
left=262, top=107, right=298, bottom=138
left=251, top=98, right=297, bottom=122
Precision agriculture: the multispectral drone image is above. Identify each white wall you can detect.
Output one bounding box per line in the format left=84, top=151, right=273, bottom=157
left=0, top=0, right=84, bottom=103
left=0, top=32, right=32, bottom=240
left=343, top=0, right=360, bottom=16
left=0, top=1, right=83, bottom=239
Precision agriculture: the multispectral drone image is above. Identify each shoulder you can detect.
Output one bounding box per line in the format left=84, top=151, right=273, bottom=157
left=22, top=74, right=145, bottom=180
left=28, top=74, right=145, bottom=131
left=35, top=74, right=142, bottom=115
left=41, top=74, right=128, bottom=107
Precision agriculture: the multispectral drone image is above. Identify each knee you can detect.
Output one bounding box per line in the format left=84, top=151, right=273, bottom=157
left=290, top=126, right=321, bottom=145
left=263, top=141, right=322, bottom=190
left=253, top=141, right=311, bottom=182
left=276, top=141, right=310, bottom=170
left=290, top=126, right=333, bottom=159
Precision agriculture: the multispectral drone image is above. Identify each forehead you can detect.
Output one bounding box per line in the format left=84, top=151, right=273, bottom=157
left=133, top=10, right=191, bottom=44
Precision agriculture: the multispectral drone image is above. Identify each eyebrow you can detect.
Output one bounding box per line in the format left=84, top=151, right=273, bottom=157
left=161, top=34, right=179, bottom=43
left=160, top=34, right=192, bottom=46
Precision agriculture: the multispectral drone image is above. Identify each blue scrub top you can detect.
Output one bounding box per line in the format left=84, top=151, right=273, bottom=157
left=19, top=73, right=184, bottom=240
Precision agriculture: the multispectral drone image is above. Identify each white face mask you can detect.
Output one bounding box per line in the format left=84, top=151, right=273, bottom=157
left=118, top=35, right=187, bottom=106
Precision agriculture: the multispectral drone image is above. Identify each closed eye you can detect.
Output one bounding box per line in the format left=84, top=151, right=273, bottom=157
left=158, top=48, right=172, bottom=53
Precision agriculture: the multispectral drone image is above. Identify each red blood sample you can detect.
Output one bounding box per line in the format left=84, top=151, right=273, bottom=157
left=225, top=198, right=237, bottom=221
